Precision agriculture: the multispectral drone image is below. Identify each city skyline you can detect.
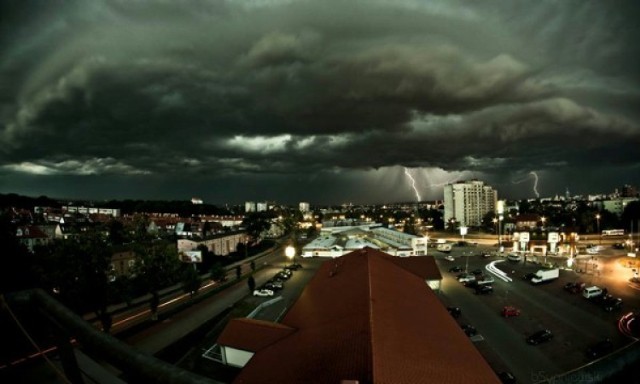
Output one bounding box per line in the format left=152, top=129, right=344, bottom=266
left=1, top=1, right=639, bottom=204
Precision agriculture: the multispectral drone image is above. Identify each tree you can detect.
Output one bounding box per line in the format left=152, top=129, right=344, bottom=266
left=210, top=262, right=226, bottom=282
left=247, top=275, right=256, bottom=292
left=235, top=265, right=242, bottom=280
left=250, top=260, right=256, bottom=272
left=133, top=243, right=181, bottom=321
left=0, top=213, right=36, bottom=293
left=621, top=201, right=640, bottom=231
left=482, top=211, right=497, bottom=232
left=242, top=213, right=272, bottom=244
left=181, top=266, right=201, bottom=298
left=131, top=214, right=151, bottom=242
left=107, top=219, right=126, bottom=245
left=34, top=231, right=114, bottom=332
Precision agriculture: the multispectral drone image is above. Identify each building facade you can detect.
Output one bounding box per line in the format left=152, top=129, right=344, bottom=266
left=177, top=230, right=248, bottom=256
left=444, top=180, right=497, bottom=227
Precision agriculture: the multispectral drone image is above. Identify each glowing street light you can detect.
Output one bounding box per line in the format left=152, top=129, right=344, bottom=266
left=596, top=214, right=601, bottom=244
left=285, top=245, right=296, bottom=267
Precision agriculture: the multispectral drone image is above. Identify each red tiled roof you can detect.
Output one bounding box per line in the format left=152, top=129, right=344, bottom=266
left=16, top=225, right=49, bottom=239
left=217, top=318, right=296, bottom=352
left=225, top=248, right=500, bottom=384
left=382, top=254, right=443, bottom=281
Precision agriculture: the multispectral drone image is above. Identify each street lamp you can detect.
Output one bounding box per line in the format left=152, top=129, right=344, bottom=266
left=596, top=214, right=601, bottom=244
left=498, top=215, right=504, bottom=250
left=285, top=245, right=295, bottom=267
left=541, top=216, right=546, bottom=228
left=464, top=251, right=471, bottom=273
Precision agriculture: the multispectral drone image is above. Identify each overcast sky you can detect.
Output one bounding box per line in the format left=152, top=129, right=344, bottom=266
left=1, top=0, right=639, bottom=205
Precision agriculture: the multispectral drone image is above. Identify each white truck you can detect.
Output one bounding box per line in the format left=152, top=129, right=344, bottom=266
left=530, top=268, right=559, bottom=284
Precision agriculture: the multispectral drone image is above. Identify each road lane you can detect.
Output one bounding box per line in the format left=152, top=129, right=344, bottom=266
left=441, top=274, right=559, bottom=383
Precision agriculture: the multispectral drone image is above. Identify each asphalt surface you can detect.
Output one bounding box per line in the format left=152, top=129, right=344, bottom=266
left=435, top=245, right=637, bottom=384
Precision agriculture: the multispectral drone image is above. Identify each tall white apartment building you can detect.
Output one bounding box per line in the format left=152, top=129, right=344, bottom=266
left=256, top=202, right=268, bottom=212
left=299, top=202, right=310, bottom=213
left=245, top=201, right=256, bottom=213
left=444, top=180, right=497, bottom=227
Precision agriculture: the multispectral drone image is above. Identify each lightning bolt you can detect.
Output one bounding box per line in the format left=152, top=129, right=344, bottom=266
left=529, top=171, right=540, bottom=198
left=512, top=171, right=540, bottom=198
left=404, top=168, right=421, bottom=202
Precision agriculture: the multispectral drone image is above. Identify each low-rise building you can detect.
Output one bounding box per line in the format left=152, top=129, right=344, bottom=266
left=15, top=225, right=50, bottom=252
left=177, top=231, right=248, bottom=256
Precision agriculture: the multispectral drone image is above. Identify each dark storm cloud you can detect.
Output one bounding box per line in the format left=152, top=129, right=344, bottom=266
left=1, top=0, right=639, bottom=202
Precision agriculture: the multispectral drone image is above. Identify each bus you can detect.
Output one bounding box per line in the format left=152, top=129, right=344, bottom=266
left=602, top=229, right=625, bottom=236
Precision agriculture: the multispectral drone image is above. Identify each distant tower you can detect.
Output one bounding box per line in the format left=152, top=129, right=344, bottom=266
left=245, top=201, right=256, bottom=213
left=299, top=202, right=310, bottom=213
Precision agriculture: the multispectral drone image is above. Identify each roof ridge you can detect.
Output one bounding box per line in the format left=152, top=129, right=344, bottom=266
left=367, top=250, right=376, bottom=382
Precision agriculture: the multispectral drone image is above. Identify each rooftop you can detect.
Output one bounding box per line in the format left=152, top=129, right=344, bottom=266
left=218, top=248, right=499, bottom=384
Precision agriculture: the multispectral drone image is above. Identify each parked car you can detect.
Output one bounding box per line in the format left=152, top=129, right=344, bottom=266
left=288, top=262, right=303, bottom=270
left=526, top=329, right=553, bottom=345
left=471, top=268, right=484, bottom=275
left=586, top=339, right=614, bottom=359
left=481, top=252, right=492, bottom=258
left=477, top=276, right=495, bottom=285
left=464, top=280, right=479, bottom=288
left=461, top=324, right=477, bottom=336
left=582, top=286, right=604, bottom=299
left=523, top=272, right=537, bottom=281
left=253, top=289, right=274, bottom=297
left=449, top=266, right=464, bottom=273
left=447, top=306, right=462, bottom=318
left=444, top=255, right=455, bottom=261
left=602, top=297, right=623, bottom=312
left=501, top=306, right=521, bottom=318
left=475, top=285, right=494, bottom=295
left=263, top=282, right=283, bottom=291
left=507, top=253, right=523, bottom=262
left=267, top=280, right=284, bottom=289
left=564, top=282, right=586, bottom=294
left=458, top=274, right=476, bottom=283
left=276, top=270, right=291, bottom=280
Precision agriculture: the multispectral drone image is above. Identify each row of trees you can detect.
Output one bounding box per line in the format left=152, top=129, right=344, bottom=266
left=478, top=200, right=640, bottom=234
left=1, top=212, right=205, bottom=332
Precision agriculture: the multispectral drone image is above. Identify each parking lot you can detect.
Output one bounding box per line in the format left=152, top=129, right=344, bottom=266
left=435, top=245, right=639, bottom=383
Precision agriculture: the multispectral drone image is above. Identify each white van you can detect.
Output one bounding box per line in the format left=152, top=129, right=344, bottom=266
left=582, top=286, right=603, bottom=299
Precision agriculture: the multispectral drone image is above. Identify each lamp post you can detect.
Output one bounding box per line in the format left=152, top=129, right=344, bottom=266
left=498, top=215, right=504, bottom=251
left=285, top=245, right=295, bottom=268
left=541, top=216, right=546, bottom=228
left=596, top=214, right=601, bottom=244
left=464, top=251, right=471, bottom=274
